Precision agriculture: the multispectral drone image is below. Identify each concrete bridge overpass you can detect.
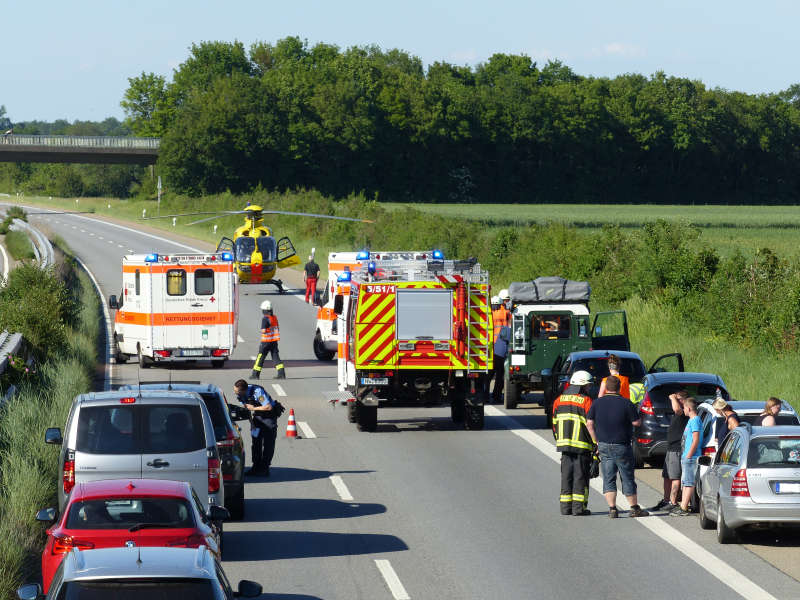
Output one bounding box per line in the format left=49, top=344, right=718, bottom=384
left=0, top=134, right=159, bottom=164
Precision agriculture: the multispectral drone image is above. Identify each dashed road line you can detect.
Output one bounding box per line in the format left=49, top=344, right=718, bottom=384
left=374, top=560, right=410, bottom=600
left=250, top=355, right=257, bottom=360
left=484, top=406, right=776, bottom=600
left=271, top=384, right=286, bottom=397
left=117, top=244, right=124, bottom=248
left=237, top=334, right=245, bottom=343
left=127, top=249, right=134, bottom=253
left=98, top=236, right=104, bottom=240
left=297, top=421, right=316, bottom=439
left=329, top=475, right=353, bottom=501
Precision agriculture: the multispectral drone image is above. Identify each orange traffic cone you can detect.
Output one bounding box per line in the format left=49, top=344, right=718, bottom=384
left=285, top=408, right=297, bottom=438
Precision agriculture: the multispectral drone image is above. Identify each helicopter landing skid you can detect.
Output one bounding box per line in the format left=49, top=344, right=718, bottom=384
left=266, top=279, right=285, bottom=293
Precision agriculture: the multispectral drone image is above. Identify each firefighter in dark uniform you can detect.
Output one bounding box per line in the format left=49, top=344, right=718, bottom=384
left=251, top=300, right=286, bottom=379
left=552, top=370, right=595, bottom=516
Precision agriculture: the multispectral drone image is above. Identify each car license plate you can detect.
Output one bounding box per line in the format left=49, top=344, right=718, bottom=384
left=361, top=377, right=389, bottom=385
left=511, top=354, right=526, bottom=366
left=182, top=349, right=205, bottom=357
left=775, top=482, right=800, bottom=494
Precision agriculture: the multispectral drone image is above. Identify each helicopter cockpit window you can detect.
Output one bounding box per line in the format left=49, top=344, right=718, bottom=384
left=166, top=269, right=187, bottom=296
left=195, top=269, right=214, bottom=295
left=256, top=235, right=277, bottom=262
left=234, top=237, right=255, bottom=263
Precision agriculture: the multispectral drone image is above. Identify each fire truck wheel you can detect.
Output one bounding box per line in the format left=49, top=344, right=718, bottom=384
left=313, top=333, right=335, bottom=361
left=450, top=397, right=465, bottom=423
left=357, top=405, right=377, bottom=432
left=211, top=359, right=226, bottom=369
left=465, top=405, right=485, bottom=430
left=504, top=380, right=519, bottom=410
left=138, top=347, right=152, bottom=369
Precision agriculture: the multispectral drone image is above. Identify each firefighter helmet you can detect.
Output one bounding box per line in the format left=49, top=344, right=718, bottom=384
left=260, top=300, right=273, bottom=312
left=499, top=289, right=510, bottom=301
left=491, top=295, right=500, bottom=306
left=569, top=370, right=593, bottom=386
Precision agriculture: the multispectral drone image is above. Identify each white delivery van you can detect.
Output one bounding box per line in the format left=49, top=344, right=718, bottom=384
left=109, top=252, right=238, bottom=368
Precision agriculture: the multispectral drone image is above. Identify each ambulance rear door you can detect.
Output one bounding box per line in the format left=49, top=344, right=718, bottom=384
left=158, top=265, right=192, bottom=353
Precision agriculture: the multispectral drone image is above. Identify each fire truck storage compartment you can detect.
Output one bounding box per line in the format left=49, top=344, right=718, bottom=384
left=396, top=289, right=452, bottom=340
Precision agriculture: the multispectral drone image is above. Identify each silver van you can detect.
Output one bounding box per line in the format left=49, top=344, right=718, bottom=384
left=45, top=390, right=223, bottom=511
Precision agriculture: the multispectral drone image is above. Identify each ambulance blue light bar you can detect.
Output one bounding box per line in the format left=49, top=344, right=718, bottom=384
left=145, top=253, right=159, bottom=263
left=337, top=270, right=352, bottom=282
left=432, top=249, right=444, bottom=260
left=356, top=250, right=370, bottom=260
left=221, top=252, right=233, bottom=261
left=368, top=261, right=377, bottom=275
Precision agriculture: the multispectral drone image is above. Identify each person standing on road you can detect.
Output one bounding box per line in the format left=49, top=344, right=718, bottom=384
left=712, top=397, right=740, bottom=445
left=598, top=354, right=629, bottom=399
left=671, top=397, right=701, bottom=516
left=553, top=370, right=595, bottom=516
left=492, top=292, right=511, bottom=340
left=586, top=375, right=649, bottom=518
left=304, top=254, right=320, bottom=304
left=754, top=397, right=782, bottom=427
left=234, top=379, right=278, bottom=477
left=650, top=390, right=689, bottom=512
left=491, top=325, right=510, bottom=404
left=251, top=300, right=286, bottom=380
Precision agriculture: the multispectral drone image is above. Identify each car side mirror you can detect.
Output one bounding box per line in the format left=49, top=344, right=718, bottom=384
left=234, top=580, right=263, bottom=598
left=108, top=295, right=119, bottom=310
left=228, top=405, right=248, bottom=422
left=44, top=428, right=62, bottom=445
left=207, top=505, right=230, bottom=522
left=16, top=583, right=42, bottom=600
left=333, top=294, right=344, bottom=315
left=35, top=508, right=57, bottom=523
left=698, top=455, right=712, bottom=466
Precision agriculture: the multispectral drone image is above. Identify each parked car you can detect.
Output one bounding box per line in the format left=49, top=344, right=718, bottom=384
left=634, top=372, right=727, bottom=467
left=118, top=383, right=248, bottom=520
left=697, top=424, right=800, bottom=543
left=44, top=390, right=224, bottom=513
left=18, top=546, right=262, bottom=600
left=694, top=400, right=800, bottom=501
left=37, top=479, right=228, bottom=594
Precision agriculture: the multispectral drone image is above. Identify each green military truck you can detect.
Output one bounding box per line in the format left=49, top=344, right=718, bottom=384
left=503, top=277, right=629, bottom=412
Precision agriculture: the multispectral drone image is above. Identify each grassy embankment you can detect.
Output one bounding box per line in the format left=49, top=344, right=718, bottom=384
left=0, top=242, right=100, bottom=599
left=7, top=192, right=800, bottom=406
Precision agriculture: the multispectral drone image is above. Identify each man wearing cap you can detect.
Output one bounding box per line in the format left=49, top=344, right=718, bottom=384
left=552, top=370, right=595, bottom=516
left=304, top=254, right=320, bottom=304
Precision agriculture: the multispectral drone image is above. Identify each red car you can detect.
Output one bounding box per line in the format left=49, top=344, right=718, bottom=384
left=37, top=479, right=227, bottom=593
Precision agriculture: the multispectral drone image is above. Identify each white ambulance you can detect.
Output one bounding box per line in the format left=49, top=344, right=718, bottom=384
left=109, top=252, right=238, bottom=368
left=313, top=250, right=432, bottom=361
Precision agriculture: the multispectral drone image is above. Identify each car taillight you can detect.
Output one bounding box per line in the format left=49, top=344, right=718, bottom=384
left=217, top=430, right=236, bottom=448
left=208, top=457, right=221, bottom=493
left=52, top=535, right=94, bottom=555
left=211, top=349, right=229, bottom=357
left=166, top=533, right=207, bottom=548
left=731, top=469, right=750, bottom=497
left=703, top=446, right=716, bottom=456
left=640, top=394, right=655, bottom=415
left=63, top=460, right=75, bottom=494
left=637, top=438, right=652, bottom=445
left=154, top=350, right=171, bottom=358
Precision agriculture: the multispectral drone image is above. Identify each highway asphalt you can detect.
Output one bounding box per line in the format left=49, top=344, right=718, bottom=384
left=12, top=206, right=800, bottom=600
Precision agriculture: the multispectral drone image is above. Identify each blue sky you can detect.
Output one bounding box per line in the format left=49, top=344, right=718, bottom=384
left=2, top=0, right=798, bottom=122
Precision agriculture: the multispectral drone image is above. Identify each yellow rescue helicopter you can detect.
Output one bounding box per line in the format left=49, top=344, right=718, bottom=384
left=145, top=204, right=370, bottom=291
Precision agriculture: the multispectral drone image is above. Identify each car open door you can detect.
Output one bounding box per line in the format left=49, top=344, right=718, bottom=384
left=647, top=353, right=684, bottom=373
left=591, top=311, right=630, bottom=351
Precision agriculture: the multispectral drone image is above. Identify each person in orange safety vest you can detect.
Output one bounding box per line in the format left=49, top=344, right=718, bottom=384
left=251, top=300, right=286, bottom=380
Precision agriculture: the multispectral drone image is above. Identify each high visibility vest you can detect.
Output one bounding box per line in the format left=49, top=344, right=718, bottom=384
left=629, top=382, right=645, bottom=405
left=492, top=307, right=510, bottom=339
left=602, top=374, right=630, bottom=399
left=552, top=393, right=594, bottom=453
left=260, top=314, right=280, bottom=343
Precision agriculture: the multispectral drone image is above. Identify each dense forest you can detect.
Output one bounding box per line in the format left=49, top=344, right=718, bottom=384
left=4, top=37, right=800, bottom=203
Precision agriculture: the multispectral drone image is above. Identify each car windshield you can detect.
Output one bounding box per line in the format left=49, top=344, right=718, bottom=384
left=649, top=383, right=728, bottom=410
left=747, top=436, right=800, bottom=468
left=66, top=498, right=194, bottom=530
left=572, top=357, right=646, bottom=383
left=58, top=579, right=219, bottom=600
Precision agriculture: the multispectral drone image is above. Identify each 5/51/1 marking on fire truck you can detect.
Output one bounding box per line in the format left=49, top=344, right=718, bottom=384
left=366, top=285, right=395, bottom=294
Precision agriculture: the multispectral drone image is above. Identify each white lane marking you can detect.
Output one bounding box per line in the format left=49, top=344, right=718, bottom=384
left=483, top=406, right=777, bottom=600
left=329, top=475, right=353, bottom=501
left=237, top=334, right=245, bottom=343
left=250, top=355, right=257, bottom=361
left=71, top=226, right=76, bottom=229
left=271, top=384, right=286, bottom=397
left=117, top=244, right=124, bottom=248
left=127, top=249, right=134, bottom=253
left=297, top=421, right=316, bottom=439
left=108, top=240, right=113, bottom=244
left=374, top=560, right=410, bottom=600
left=0, top=238, right=8, bottom=282
left=98, top=236, right=103, bottom=240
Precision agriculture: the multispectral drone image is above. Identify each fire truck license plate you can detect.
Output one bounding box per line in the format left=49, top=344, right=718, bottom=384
left=361, top=377, right=389, bottom=385
left=181, top=349, right=205, bottom=356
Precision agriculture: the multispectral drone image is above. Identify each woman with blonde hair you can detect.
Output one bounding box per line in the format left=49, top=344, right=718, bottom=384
left=598, top=354, right=629, bottom=399
left=754, top=397, right=782, bottom=427
left=711, top=397, right=740, bottom=444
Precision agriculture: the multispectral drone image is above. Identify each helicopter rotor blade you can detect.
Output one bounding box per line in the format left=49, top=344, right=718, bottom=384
left=141, top=211, right=245, bottom=221
left=185, top=213, right=250, bottom=226
left=260, top=210, right=374, bottom=224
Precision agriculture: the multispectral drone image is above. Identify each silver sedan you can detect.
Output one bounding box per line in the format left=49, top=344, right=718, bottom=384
left=697, top=424, right=800, bottom=543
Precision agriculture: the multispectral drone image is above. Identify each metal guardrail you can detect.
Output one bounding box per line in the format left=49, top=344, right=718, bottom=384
left=0, top=134, right=160, bottom=150
left=10, top=219, right=54, bottom=268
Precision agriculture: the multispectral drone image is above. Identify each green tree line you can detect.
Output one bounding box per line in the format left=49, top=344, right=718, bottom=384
left=118, top=37, right=800, bottom=203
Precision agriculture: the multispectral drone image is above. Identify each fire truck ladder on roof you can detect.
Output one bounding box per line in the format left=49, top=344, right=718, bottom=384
left=465, top=282, right=490, bottom=375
